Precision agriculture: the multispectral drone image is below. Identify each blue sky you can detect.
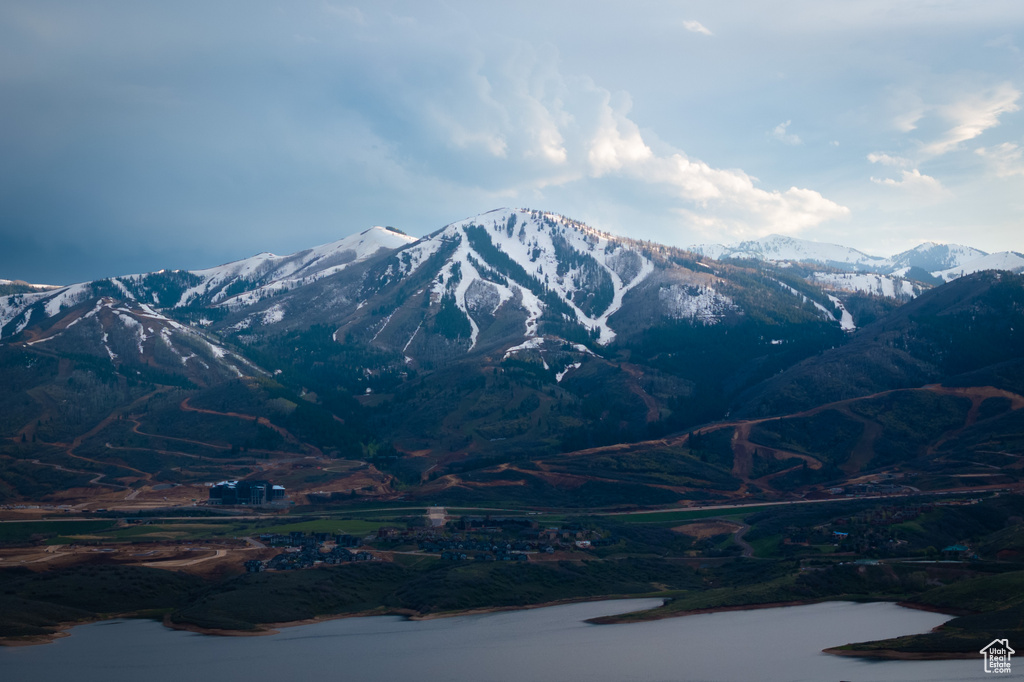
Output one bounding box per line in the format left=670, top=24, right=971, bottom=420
left=2, top=1, right=1024, bottom=284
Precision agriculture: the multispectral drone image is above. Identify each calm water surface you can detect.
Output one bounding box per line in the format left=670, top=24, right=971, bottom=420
left=0, top=599, right=989, bottom=682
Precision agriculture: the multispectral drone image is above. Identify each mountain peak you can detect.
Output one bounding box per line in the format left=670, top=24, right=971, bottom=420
left=689, top=233, right=885, bottom=270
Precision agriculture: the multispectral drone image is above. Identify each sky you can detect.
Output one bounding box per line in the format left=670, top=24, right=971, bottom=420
left=2, top=1, right=1024, bottom=284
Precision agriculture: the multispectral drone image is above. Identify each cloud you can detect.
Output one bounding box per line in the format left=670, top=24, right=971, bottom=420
left=332, top=32, right=847, bottom=241
left=682, top=20, right=713, bottom=36
left=0, top=0, right=862, bottom=281
left=893, top=110, right=925, bottom=132
left=583, top=97, right=848, bottom=237
left=976, top=142, right=1024, bottom=177
left=770, top=120, right=801, bottom=145
left=587, top=91, right=653, bottom=174
left=889, top=90, right=927, bottom=132
left=871, top=168, right=947, bottom=196
left=867, top=152, right=910, bottom=167
left=920, top=83, right=1021, bottom=158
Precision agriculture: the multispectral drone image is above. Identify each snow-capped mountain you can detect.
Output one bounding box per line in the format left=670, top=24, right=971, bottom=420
left=176, top=225, right=416, bottom=310
left=6, top=208, right=1024, bottom=382
left=3, top=208, right=852, bottom=382
left=6, top=208, right=1024, bottom=489
left=690, top=235, right=889, bottom=271
left=380, top=208, right=653, bottom=347
left=691, top=234, right=1024, bottom=300
left=0, top=226, right=414, bottom=340
left=12, top=296, right=261, bottom=383
left=932, top=251, right=1024, bottom=282
left=0, top=279, right=57, bottom=291
left=887, top=242, right=987, bottom=273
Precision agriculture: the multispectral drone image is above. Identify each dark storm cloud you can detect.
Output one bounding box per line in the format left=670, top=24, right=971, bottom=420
left=2, top=2, right=1023, bottom=283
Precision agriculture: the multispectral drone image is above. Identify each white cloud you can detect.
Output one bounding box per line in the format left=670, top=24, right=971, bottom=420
left=587, top=91, right=653, bottom=175
left=871, top=168, right=947, bottom=195
left=893, top=109, right=925, bottom=133
left=683, top=20, right=713, bottom=36
left=920, top=83, right=1021, bottom=158
left=867, top=152, right=910, bottom=167
left=976, top=142, right=1024, bottom=177
left=583, top=98, right=848, bottom=237
left=889, top=90, right=927, bottom=133
left=425, top=102, right=509, bottom=158
left=500, top=47, right=570, bottom=164
left=770, top=120, right=801, bottom=145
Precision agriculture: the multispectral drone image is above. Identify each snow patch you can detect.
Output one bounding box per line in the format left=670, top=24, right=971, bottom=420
left=810, top=272, right=920, bottom=300
left=503, top=337, right=547, bottom=359
left=556, top=362, right=582, bottom=383
left=102, top=332, right=117, bottom=361
left=772, top=279, right=836, bottom=322
left=827, top=295, right=856, bottom=332
left=658, top=284, right=735, bottom=324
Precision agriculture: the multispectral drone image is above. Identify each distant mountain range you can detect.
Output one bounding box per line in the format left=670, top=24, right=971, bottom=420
left=690, top=233, right=1024, bottom=284
left=2, top=208, right=1023, bottom=508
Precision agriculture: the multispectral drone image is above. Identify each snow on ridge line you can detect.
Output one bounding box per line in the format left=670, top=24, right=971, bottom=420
left=176, top=225, right=416, bottom=309
left=690, top=234, right=887, bottom=269
left=932, top=251, right=1024, bottom=282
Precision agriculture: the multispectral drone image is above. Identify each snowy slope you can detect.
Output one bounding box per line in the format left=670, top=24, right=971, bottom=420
left=690, top=234, right=1024, bottom=297
left=690, top=234, right=888, bottom=271
left=810, top=272, right=921, bottom=300
left=0, top=226, right=415, bottom=339
left=16, top=296, right=262, bottom=379
left=398, top=208, right=654, bottom=346
left=691, top=235, right=1006, bottom=282
left=0, top=279, right=58, bottom=290
left=933, top=251, right=1024, bottom=282
left=177, top=226, right=416, bottom=308
left=889, top=242, right=987, bottom=273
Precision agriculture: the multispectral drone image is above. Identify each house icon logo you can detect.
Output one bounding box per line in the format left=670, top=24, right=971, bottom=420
left=980, top=638, right=1014, bottom=674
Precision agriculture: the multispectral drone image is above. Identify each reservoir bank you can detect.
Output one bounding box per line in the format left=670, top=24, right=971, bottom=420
left=0, top=599, right=989, bottom=681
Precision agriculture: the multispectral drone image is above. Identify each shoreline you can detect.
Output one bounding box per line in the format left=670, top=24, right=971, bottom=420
left=0, top=595, right=651, bottom=647
left=0, top=627, right=73, bottom=648
left=585, top=598, right=823, bottom=624
left=586, top=597, right=977, bottom=661
left=822, top=646, right=976, bottom=661
left=2, top=596, right=970, bottom=662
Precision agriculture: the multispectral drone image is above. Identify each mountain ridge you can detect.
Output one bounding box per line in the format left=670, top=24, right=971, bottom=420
left=0, top=209, right=1023, bottom=511
left=689, top=232, right=1020, bottom=280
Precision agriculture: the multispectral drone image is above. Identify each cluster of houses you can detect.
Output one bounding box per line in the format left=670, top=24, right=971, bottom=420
left=376, top=515, right=606, bottom=553
left=428, top=538, right=535, bottom=562
left=245, top=531, right=374, bottom=572
left=242, top=516, right=612, bottom=572
left=832, top=503, right=930, bottom=527
left=260, top=531, right=361, bottom=548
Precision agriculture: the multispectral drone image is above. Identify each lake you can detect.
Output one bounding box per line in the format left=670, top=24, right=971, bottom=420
left=0, top=600, right=989, bottom=681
